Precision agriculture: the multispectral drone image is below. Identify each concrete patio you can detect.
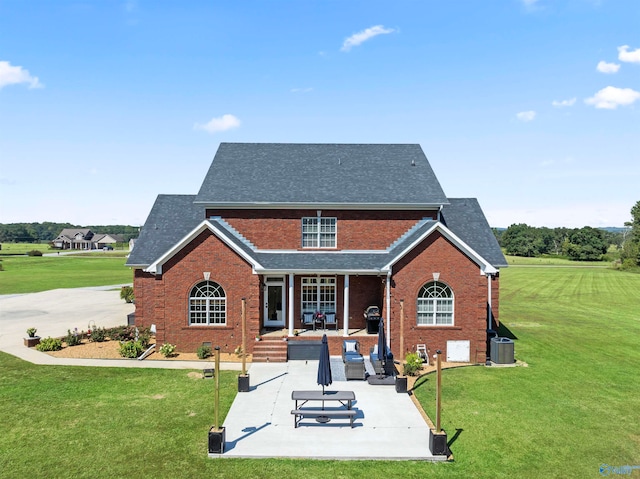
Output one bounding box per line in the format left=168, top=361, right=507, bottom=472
left=216, top=360, right=445, bottom=461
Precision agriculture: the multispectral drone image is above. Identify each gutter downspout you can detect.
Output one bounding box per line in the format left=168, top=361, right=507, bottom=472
left=487, top=272, right=493, bottom=331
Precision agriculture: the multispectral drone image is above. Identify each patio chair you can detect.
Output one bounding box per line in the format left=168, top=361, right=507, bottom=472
left=416, top=344, right=428, bottom=363
left=302, top=312, right=315, bottom=330
left=324, top=312, right=338, bottom=331
left=342, top=340, right=361, bottom=362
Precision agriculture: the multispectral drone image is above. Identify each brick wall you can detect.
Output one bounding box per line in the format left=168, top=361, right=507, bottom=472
left=132, top=220, right=497, bottom=364
left=134, top=230, right=261, bottom=355
left=206, top=209, right=437, bottom=250
left=388, top=231, right=492, bottom=364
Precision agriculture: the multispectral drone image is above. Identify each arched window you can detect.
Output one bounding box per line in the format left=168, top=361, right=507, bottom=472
left=417, top=281, right=454, bottom=326
left=189, top=281, right=226, bottom=325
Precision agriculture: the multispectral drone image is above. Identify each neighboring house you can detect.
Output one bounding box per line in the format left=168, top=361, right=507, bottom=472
left=92, top=233, right=124, bottom=249
left=126, top=143, right=507, bottom=363
left=53, top=228, right=94, bottom=250
left=53, top=229, right=124, bottom=250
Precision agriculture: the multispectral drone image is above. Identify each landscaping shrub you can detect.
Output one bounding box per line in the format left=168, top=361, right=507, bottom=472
left=138, top=327, right=152, bottom=349
left=403, top=352, right=423, bottom=376
left=197, top=345, right=212, bottom=359
left=119, top=340, right=143, bottom=358
left=107, top=326, right=136, bottom=342
left=159, top=343, right=176, bottom=358
left=88, top=326, right=107, bottom=342
left=36, top=337, right=62, bottom=352
left=120, top=285, right=134, bottom=303
left=27, top=250, right=43, bottom=256
left=65, top=328, right=83, bottom=346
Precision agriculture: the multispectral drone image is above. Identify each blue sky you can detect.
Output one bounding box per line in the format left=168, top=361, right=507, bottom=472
left=1, top=0, right=638, bottom=228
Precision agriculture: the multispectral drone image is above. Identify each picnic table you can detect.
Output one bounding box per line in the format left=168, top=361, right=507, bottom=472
left=291, top=390, right=356, bottom=428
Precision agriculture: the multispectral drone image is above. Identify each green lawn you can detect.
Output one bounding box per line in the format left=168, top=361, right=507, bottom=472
left=0, top=242, right=54, bottom=255
left=1, top=264, right=639, bottom=478
left=415, top=265, right=640, bottom=478
left=0, top=255, right=133, bottom=294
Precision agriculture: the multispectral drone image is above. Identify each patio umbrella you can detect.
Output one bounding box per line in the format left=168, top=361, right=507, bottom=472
left=317, top=334, right=332, bottom=395
left=377, top=317, right=386, bottom=377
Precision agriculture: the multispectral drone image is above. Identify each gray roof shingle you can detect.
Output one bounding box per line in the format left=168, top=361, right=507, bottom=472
left=194, top=143, right=449, bottom=207
left=125, top=195, right=202, bottom=267
left=440, top=198, right=508, bottom=267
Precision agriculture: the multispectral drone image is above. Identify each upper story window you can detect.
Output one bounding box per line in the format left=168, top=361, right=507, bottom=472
left=302, top=217, right=337, bottom=248
left=417, top=281, right=454, bottom=326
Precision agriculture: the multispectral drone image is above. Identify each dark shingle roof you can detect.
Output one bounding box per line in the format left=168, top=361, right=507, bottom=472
left=440, top=198, right=507, bottom=267
left=125, top=195, right=202, bottom=267
left=194, top=143, right=449, bottom=208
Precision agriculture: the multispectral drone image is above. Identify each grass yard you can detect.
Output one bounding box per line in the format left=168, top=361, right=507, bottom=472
left=0, top=255, right=133, bottom=294
left=1, top=264, right=639, bottom=478
left=415, top=265, right=640, bottom=478
left=0, top=242, right=54, bottom=255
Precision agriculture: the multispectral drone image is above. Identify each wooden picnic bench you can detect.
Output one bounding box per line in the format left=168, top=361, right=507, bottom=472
left=291, top=390, right=356, bottom=428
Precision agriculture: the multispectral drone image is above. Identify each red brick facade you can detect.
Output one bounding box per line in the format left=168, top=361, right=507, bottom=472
left=133, top=212, right=499, bottom=363
left=206, top=209, right=437, bottom=250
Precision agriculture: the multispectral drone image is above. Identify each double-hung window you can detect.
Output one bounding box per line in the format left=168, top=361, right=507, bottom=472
left=417, top=281, right=454, bottom=326
left=302, top=217, right=336, bottom=248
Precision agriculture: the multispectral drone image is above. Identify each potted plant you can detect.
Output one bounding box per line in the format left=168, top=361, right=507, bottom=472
left=24, top=327, right=40, bottom=347
left=255, top=334, right=261, bottom=342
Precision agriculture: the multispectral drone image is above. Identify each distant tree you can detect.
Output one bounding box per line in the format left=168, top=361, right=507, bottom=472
left=562, top=227, right=608, bottom=261
left=621, top=201, right=640, bottom=267
left=501, top=224, right=539, bottom=257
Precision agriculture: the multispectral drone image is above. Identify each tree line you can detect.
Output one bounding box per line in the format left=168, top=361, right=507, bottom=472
left=0, top=222, right=140, bottom=243
left=494, top=200, right=640, bottom=267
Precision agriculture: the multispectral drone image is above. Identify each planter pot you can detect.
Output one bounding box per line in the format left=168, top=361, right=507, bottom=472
left=24, top=336, right=40, bottom=348
left=238, top=374, right=250, bottom=392
left=395, top=376, right=408, bottom=393
left=429, top=430, right=449, bottom=456
left=208, top=426, right=226, bottom=454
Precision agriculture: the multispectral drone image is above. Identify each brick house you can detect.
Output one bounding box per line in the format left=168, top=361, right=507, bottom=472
left=126, top=143, right=506, bottom=363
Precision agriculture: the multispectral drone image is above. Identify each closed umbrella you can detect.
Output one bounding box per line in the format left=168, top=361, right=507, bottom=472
left=317, top=334, right=332, bottom=394
left=377, top=317, right=386, bottom=377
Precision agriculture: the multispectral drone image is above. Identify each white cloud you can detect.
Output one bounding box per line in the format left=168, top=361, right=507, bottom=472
left=596, top=61, right=620, bottom=74
left=194, top=114, right=241, bottom=133
left=618, top=45, right=640, bottom=64
left=0, top=61, right=43, bottom=89
left=341, top=25, right=395, bottom=52
left=290, top=87, right=313, bottom=93
left=552, top=98, right=576, bottom=107
left=516, top=110, right=536, bottom=122
left=584, top=86, right=640, bottom=109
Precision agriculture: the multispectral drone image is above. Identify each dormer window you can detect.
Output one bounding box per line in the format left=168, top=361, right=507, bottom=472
left=302, top=217, right=336, bottom=248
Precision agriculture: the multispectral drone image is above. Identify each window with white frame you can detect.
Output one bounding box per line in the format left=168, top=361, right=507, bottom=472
left=301, top=277, right=336, bottom=314
left=417, top=281, right=454, bottom=326
left=302, top=217, right=336, bottom=248
left=189, top=281, right=226, bottom=325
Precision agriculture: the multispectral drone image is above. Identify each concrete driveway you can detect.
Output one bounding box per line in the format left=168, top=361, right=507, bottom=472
left=0, top=286, right=134, bottom=364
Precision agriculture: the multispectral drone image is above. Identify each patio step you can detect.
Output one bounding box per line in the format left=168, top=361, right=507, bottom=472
left=252, top=338, right=288, bottom=362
